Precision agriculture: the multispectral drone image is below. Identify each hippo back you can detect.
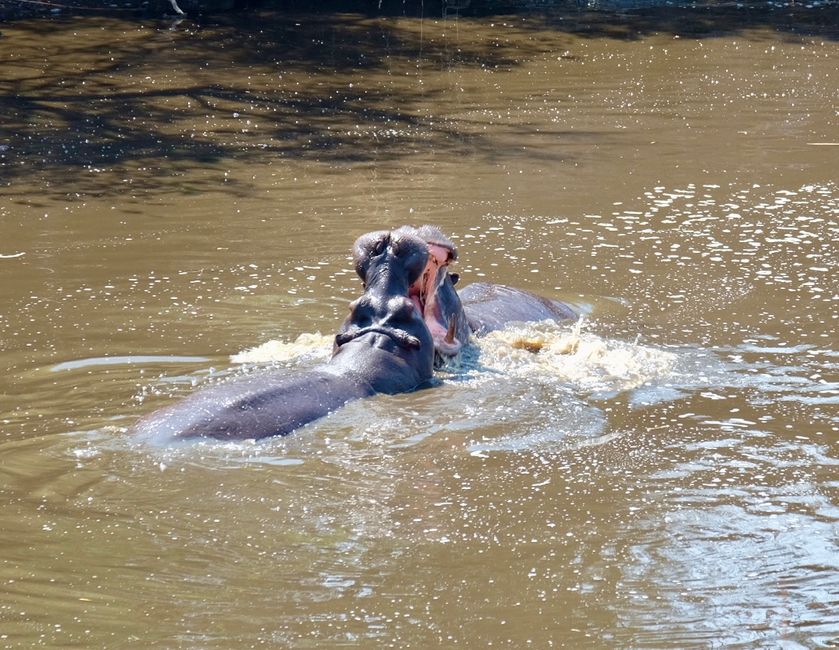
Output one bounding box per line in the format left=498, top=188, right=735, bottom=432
left=459, top=282, right=577, bottom=335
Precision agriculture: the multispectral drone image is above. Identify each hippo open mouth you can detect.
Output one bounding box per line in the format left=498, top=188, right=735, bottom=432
left=338, top=225, right=470, bottom=364
left=400, top=225, right=471, bottom=361
left=409, top=242, right=460, bottom=355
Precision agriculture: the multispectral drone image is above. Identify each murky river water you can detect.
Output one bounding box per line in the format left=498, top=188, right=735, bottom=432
left=1, top=2, right=837, bottom=647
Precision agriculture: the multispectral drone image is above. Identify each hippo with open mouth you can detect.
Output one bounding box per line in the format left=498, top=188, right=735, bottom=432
left=133, top=228, right=438, bottom=441
left=388, top=225, right=578, bottom=364
left=133, top=225, right=578, bottom=441
left=339, top=225, right=472, bottom=368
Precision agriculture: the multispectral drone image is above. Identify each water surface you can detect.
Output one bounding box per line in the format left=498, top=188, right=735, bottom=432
left=1, top=3, right=837, bottom=647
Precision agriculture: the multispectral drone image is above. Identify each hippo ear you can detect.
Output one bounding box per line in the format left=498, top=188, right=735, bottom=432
left=352, top=231, right=390, bottom=282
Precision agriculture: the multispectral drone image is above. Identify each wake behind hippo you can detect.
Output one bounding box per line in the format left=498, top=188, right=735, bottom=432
left=133, top=229, right=436, bottom=442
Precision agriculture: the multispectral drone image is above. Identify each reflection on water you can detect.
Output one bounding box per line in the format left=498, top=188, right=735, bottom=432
left=1, top=3, right=838, bottom=648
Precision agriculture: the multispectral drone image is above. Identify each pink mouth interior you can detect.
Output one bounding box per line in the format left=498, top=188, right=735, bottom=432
left=409, top=243, right=463, bottom=356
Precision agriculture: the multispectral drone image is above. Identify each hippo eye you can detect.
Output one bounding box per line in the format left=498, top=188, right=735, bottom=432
left=450, top=273, right=459, bottom=286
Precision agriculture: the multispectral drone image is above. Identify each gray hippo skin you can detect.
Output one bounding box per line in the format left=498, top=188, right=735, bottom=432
left=349, top=225, right=472, bottom=368
left=458, top=282, right=577, bottom=336
left=133, top=229, right=435, bottom=441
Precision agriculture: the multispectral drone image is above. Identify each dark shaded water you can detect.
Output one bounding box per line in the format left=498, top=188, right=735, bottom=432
left=1, top=3, right=837, bottom=647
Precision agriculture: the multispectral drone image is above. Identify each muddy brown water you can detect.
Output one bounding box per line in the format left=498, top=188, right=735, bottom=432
left=1, top=4, right=837, bottom=647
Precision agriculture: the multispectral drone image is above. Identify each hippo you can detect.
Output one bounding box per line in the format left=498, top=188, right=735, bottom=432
left=133, top=228, right=436, bottom=441
left=134, top=226, right=579, bottom=442
left=367, top=225, right=472, bottom=368
left=458, top=282, right=577, bottom=336
left=383, top=225, right=578, bottom=364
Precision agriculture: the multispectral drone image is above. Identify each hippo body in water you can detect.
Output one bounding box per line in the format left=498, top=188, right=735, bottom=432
left=133, top=229, right=436, bottom=442
left=459, top=282, right=577, bottom=336
left=134, top=225, right=578, bottom=442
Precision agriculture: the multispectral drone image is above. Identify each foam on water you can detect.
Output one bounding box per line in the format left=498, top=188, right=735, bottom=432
left=230, top=332, right=333, bottom=364
left=473, top=319, right=678, bottom=394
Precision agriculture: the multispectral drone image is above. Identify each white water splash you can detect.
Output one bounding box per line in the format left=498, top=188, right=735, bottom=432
left=475, top=319, right=677, bottom=393
left=228, top=321, right=677, bottom=397
left=230, top=332, right=333, bottom=364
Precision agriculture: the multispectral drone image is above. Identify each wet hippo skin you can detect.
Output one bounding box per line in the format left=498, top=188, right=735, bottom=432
left=133, top=229, right=436, bottom=441
left=458, top=282, right=578, bottom=336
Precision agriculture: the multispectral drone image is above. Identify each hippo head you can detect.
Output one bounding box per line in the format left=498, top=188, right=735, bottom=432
left=400, top=225, right=471, bottom=364
left=350, top=225, right=471, bottom=366
left=334, top=230, right=435, bottom=383
left=351, top=228, right=428, bottom=293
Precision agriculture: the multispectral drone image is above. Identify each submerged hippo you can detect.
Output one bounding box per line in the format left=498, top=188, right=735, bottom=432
left=459, top=282, right=577, bottom=336
left=133, top=228, right=437, bottom=441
